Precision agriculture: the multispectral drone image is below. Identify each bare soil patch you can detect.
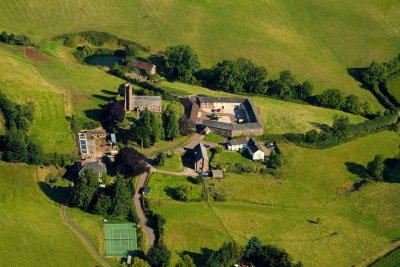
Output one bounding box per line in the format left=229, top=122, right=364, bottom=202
left=25, top=48, right=47, bottom=61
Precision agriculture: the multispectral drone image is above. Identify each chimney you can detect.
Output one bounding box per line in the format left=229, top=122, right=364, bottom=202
left=124, top=83, right=133, bottom=111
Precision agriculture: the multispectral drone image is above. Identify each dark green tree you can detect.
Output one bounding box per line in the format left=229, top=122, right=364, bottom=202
left=243, top=236, right=263, bottom=264
left=205, top=241, right=244, bottom=267
left=367, top=154, right=386, bottom=181
left=175, top=255, right=195, bottom=267
left=146, top=241, right=171, bottom=267
left=93, top=192, right=112, bottom=215
left=316, top=89, right=345, bottom=109
left=164, top=45, right=200, bottom=83
left=111, top=176, right=133, bottom=216
left=211, top=58, right=267, bottom=94
left=268, top=70, right=298, bottom=100
left=362, top=61, right=387, bottom=85
left=163, top=104, right=180, bottom=141
left=175, top=184, right=195, bottom=201
left=296, top=81, right=313, bottom=100
left=70, top=170, right=99, bottom=211
left=332, top=115, right=350, bottom=138
left=344, top=95, right=363, bottom=115
left=0, top=31, right=9, bottom=43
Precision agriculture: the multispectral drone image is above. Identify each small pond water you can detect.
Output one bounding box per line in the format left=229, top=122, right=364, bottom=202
left=84, top=55, right=123, bottom=66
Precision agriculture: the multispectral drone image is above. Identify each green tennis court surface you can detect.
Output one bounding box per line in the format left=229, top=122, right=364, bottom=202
left=104, top=223, right=137, bottom=257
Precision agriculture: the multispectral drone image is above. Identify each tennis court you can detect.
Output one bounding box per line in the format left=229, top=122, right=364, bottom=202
left=104, top=223, right=137, bottom=257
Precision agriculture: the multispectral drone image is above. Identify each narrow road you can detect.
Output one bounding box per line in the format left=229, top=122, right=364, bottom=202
left=61, top=204, right=111, bottom=267
left=134, top=171, right=156, bottom=247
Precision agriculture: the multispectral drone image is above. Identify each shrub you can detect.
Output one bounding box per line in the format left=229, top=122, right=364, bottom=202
left=175, top=184, right=195, bottom=201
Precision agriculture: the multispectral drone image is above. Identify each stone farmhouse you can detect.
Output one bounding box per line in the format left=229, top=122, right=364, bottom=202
left=130, top=60, right=157, bottom=75
left=78, top=158, right=107, bottom=180
left=193, top=143, right=209, bottom=172
left=181, top=95, right=264, bottom=138
left=124, top=83, right=162, bottom=112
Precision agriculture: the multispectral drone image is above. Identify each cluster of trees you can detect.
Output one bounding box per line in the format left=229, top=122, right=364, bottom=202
left=102, top=100, right=126, bottom=129
left=0, top=31, right=31, bottom=46
left=366, top=153, right=400, bottom=182
left=71, top=146, right=147, bottom=217
left=362, top=55, right=400, bottom=109
left=205, top=236, right=302, bottom=267
left=71, top=170, right=136, bottom=218
left=284, top=111, right=398, bottom=148
left=0, top=92, right=45, bottom=164
left=130, top=104, right=182, bottom=148
left=67, top=115, right=100, bottom=133
left=61, top=30, right=150, bottom=52
left=162, top=45, right=375, bottom=116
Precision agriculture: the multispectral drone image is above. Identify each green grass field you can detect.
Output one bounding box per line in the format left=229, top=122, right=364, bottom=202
left=1, top=0, right=398, bottom=109
left=0, top=162, right=100, bottom=266
left=157, top=153, right=184, bottom=172
left=0, top=45, right=75, bottom=153
left=370, top=247, right=400, bottom=267
left=148, top=131, right=400, bottom=266
left=147, top=173, right=202, bottom=200
left=161, top=81, right=367, bottom=134
left=387, top=77, right=400, bottom=103
left=203, top=133, right=226, bottom=143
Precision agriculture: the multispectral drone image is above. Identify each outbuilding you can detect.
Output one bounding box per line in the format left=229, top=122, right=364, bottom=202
left=211, top=169, right=224, bottom=179
left=227, top=138, right=248, bottom=151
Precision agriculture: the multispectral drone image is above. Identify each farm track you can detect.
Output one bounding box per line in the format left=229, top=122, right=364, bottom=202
left=61, top=203, right=111, bottom=267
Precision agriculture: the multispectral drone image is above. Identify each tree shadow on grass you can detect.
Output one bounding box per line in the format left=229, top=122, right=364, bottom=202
left=92, top=94, right=115, bottom=102
left=38, top=181, right=71, bottom=205
left=164, top=186, right=178, bottom=200
left=181, top=248, right=214, bottom=267
left=309, top=122, right=330, bottom=131
left=101, top=89, right=118, bottom=96
left=83, top=109, right=102, bottom=122
left=345, top=162, right=368, bottom=178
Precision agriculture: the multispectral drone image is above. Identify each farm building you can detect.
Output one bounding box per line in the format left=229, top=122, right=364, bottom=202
left=180, top=95, right=263, bottom=138
left=129, top=60, right=156, bottom=75
left=247, top=138, right=270, bottom=161
left=193, top=143, right=209, bottom=172
left=227, top=138, right=248, bottom=151
left=211, top=169, right=224, bottom=178
left=79, top=158, right=107, bottom=179
left=124, top=83, right=162, bottom=112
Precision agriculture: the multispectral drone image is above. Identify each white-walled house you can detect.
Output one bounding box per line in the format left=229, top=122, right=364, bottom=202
left=247, top=138, right=269, bottom=161
left=227, top=138, right=248, bottom=151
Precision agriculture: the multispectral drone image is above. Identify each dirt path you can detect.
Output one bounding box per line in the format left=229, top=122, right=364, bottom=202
left=150, top=166, right=197, bottom=176
left=134, top=172, right=156, bottom=247
left=61, top=204, right=111, bottom=267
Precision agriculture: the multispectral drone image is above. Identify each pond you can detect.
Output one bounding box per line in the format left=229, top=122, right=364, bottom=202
left=84, top=54, right=123, bottom=66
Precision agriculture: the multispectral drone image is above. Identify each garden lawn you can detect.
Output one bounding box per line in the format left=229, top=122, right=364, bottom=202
left=0, top=162, right=99, bottom=266
left=157, top=153, right=184, bottom=172
left=161, top=81, right=367, bottom=134
left=1, top=0, right=398, bottom=109
left=203, top=133, right=225, bottom=143
left=147, top=173, right=202, bottom=200
left=0, top=45, right=75, bottom=153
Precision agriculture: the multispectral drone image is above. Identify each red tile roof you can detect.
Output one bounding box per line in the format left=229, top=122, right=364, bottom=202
left=130, top=60, right=155, bottom=71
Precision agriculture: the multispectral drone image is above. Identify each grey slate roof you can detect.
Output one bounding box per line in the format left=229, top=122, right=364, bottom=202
left=132, top=95, right=162, bottom=107
left=197, top=96, right=245, bottom=105
left=247, top=138, right=263, bottom=154
left=79, top=160, right=107, bottom=175
left=229, top=138, right=248, bottom=146
left=193, top=143, right=208, bottom=162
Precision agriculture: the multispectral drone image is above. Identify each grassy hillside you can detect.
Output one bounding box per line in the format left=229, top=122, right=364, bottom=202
left=1, top=0, right=398, bottom=109
left=388, top=77, right=400, bottom=102
left=149, top=131, right=400, bottom=266
left=0, top=45, right=75, bottom=153
left=0, top=162, right=100, bottom=266
left=161, top=81, right=366, bottom=134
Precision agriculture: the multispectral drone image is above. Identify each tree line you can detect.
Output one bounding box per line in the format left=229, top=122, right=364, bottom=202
left=0, top=92, right=45, bottom=164
left=361, top=54, right=400, bottom=109
left=283, top=110, right=398, bottom=149
left=159, top=45, right=375, bottom=116
left=0, top=31, right=32, bottom=46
